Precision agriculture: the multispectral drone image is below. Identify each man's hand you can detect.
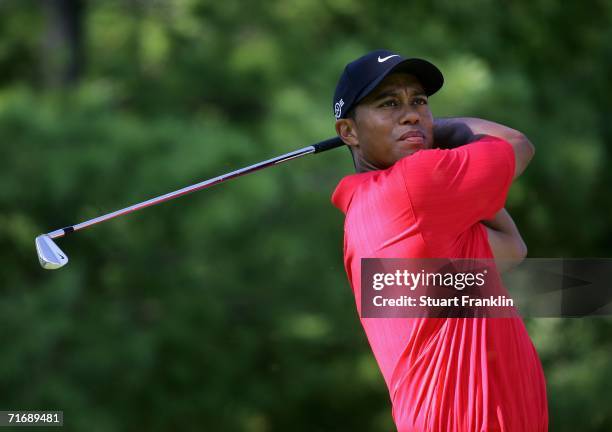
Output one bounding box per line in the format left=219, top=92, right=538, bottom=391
left=482, top=208, right=527, bottom=273
left=433, top=117, right=535, bottom=180
left=433, top=118, right=484, bottom=149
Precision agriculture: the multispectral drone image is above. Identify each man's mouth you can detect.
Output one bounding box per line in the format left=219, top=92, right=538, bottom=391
left=398, top=130, right=425, bottom=147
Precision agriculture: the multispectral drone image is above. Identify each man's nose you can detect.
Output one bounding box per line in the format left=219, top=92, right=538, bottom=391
left=399, top=105, right=419, bottom=124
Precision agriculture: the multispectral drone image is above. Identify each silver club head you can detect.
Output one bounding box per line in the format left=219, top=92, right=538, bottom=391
left=35, top=235, right=69, bottom=270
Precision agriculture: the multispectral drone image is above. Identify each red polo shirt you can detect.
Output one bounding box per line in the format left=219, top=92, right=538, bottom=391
left=331, top=136, right=548, bottom=431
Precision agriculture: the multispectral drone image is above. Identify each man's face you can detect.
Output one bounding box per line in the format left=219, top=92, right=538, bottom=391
left=341, top=73, right=434, bottom=171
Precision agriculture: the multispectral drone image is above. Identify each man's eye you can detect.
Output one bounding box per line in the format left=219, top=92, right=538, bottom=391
left=381, top=100, right=399, bottom=107
left=413, top=97, right=428, bottom=105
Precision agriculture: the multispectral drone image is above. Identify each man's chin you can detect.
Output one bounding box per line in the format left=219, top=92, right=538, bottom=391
left=396, top=147, right=423, bottom=160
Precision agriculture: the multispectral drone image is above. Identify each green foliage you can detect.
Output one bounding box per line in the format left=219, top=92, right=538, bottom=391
left=0, top=1, right=611, bottom=431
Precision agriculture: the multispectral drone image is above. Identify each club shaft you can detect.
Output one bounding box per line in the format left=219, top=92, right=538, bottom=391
left=46, top=144, right=322, bottom=240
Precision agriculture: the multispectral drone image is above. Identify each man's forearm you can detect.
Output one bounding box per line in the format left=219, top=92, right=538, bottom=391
left=433, top=117, right=483, bottom=149
left=482, top=208, right=518, bottom=233
left=433, top=117, right=535, bottom=179
left=483, top=208, right=528, bottom=272
left=434, top=117, right=526, bottom=149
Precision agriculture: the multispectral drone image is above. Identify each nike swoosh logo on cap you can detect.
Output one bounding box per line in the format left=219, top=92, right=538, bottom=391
left=378, top=55, right=400, bottom=63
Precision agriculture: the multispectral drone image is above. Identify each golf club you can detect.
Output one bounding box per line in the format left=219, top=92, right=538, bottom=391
left=36, top=136, right=345, bottom=270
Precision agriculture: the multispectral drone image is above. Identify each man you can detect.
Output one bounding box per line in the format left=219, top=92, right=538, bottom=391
left=331, top=50, right=548, bottom=431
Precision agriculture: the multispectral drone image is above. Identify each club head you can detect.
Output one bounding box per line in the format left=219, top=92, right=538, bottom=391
left=35, top=235, right=69, bottom=270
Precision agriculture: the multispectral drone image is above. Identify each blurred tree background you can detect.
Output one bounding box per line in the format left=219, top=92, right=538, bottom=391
left=1, top=0, right=611, bottom=431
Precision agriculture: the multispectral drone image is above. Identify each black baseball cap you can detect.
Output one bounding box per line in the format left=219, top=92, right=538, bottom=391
left=333, top=49, right=444, bottom=119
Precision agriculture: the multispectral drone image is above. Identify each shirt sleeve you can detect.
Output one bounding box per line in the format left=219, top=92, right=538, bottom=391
left=398, top=135, right=516, bottom=239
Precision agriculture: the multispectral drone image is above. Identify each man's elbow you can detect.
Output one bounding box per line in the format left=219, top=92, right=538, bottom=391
left=520, top=133, right=535, bottom=161
left=512, top=238, right=528, bottom=262
left=508, top=130, right=534, bottom=155
left=508, top=131, right=535, bottom=177
left=517, top=239, right=528, bottom=260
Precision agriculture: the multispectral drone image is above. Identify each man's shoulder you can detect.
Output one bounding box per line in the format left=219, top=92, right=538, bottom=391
left=395, top=135, right=513, bottom=175
left=331, top=171, right=377, bottom=213
left=391, top=148, right=450, bottom=176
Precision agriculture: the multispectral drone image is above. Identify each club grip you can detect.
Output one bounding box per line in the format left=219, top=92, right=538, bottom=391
left=313, top=136, right=345, bottom=153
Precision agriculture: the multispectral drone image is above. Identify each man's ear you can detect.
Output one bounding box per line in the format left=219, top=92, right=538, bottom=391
left=335, top=118, right=359, bottom=150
